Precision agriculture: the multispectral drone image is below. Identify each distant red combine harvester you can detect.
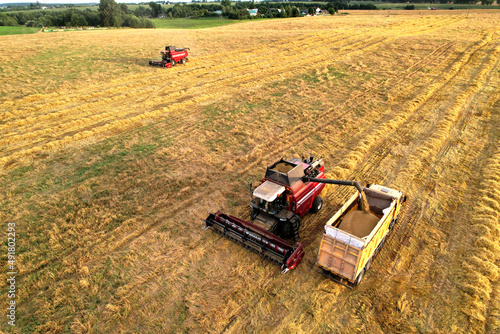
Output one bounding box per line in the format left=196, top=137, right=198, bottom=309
left=149, top=46, right=189, bottom=68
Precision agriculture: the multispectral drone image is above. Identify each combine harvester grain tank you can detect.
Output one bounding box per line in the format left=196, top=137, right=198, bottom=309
left=204, top=157, right=406, bottom=286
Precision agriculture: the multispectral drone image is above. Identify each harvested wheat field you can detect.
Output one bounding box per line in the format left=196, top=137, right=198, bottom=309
left=1, top=10, right=499, bottom=333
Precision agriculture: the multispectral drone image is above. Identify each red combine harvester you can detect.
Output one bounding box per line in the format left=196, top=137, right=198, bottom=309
left=204, top=157, right=364, bottom=273
left=149, top=46, right=189, bottom=68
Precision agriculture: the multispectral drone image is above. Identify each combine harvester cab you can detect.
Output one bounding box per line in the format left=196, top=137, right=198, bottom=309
left=249, top=157, right=327, bottom=240
left=316, top=185, right=406, bottom=288
left=149, top=46, right=189, bottom=68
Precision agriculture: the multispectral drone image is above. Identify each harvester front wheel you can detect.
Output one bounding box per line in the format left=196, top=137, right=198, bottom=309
left=250, top=208, right=258, bottom=220
left=310, top=196, right=323, bottom=213
left=170, top=59, right=175, bottom=66
left=291, top=215, right=301, bottom=241
left=277, top=216, right=300, bottom=240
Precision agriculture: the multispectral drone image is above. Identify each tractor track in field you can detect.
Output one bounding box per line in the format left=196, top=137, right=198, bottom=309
left=368, top=36, right=500, bottom=274
left=215, top=33, right=470, bottom=177
left=386, top=38, right=500, bottom=270
left=347, top=33, right=498, bottom=186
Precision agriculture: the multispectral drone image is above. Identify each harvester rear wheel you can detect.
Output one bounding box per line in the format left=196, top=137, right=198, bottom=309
left=181, top=58, right=186, bottom=64
left=310, top=196, right=323, bottom=213
left=291, top=215, right=301, bottom=241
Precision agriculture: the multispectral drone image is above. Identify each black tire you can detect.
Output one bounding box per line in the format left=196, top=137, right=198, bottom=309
left=365, top=258, right=372, bottom=271
left=181, top=58, right=186, bottom=64
left=278, top=216, right=300, bottom=239
left=291, top=215, right=301, bottom=241
left=355, top=269, right=365, bottom=286
left=310, top=196, right=323, bottom=213
left=278, top=221, right=293, bottom=238
left=170, top=59, right=175, bottom=66
left=389, top=218, right=397, bottom=232
left=292, top=215, right=301, bottom=230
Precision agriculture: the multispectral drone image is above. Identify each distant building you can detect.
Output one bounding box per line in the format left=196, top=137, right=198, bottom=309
left=247, top=8, right=258, bottom=16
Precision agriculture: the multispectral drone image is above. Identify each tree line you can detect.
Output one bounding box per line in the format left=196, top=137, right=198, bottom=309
left=0, top=0, right=155, bottom=28
left=0, top=0, right=382, bottom=28
left=157, top=2, right=377, bottom=19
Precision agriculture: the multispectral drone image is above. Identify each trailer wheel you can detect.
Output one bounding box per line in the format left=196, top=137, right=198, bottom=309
left=365, top=258, right=372, bottom=271
left=355, top=269, right=365, bottom=286
left=389, top=218, right=398, bottom=233
left=310, top=196, right=323, bottom=213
